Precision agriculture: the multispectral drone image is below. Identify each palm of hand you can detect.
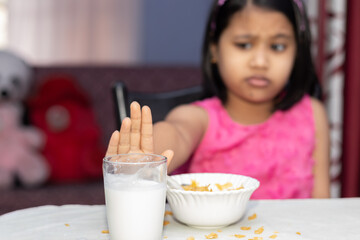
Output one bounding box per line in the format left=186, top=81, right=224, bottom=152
left=106, top=102, right=173, bottom=164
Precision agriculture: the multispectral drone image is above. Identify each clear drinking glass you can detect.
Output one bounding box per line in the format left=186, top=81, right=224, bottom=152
left=103, top=153, right=167, bottom=240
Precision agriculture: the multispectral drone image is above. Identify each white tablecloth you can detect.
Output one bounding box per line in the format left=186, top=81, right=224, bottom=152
left=0, top=198, right=359, bottom=240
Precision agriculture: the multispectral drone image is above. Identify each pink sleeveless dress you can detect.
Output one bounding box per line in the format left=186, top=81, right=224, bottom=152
left=176, top=95, right=315, bottom=199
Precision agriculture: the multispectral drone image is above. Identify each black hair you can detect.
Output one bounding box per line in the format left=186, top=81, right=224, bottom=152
left=201, top=0, right=322, bottom=111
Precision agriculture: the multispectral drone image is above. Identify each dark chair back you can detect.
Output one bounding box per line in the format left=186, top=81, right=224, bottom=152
left=112, top=81, right=204, bottom=129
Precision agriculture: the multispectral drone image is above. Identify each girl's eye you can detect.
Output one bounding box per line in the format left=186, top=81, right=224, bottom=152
left=235, top=43, right=252, bottom=50
left=271, top=43, right=286, bottom=52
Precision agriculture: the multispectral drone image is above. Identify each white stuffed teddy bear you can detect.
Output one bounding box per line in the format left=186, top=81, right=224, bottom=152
left=0, top=50, right=49, bottom=189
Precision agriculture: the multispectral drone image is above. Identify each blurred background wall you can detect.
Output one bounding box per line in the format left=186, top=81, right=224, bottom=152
left=4, top=0, right=210, bottom=65
left=141, top=0, right=210, bottom=65
left=6, top=0, right=144, bottom=64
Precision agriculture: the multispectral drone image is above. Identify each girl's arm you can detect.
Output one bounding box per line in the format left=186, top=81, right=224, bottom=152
left=106, top=101, right=208, bottom=172
left=311, top=98, right=331, bottom=198
left=154, top=104, right=208, bottom=173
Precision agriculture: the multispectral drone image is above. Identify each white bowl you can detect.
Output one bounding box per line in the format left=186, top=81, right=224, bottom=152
left=166, top=173, right=260, bottom=229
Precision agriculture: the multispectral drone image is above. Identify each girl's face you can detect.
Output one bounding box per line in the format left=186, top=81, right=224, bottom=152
left=211, top=4, right=296, bottom=105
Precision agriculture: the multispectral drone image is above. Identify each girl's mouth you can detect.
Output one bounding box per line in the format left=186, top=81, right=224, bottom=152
left=245, top=76, right=270, bottom=88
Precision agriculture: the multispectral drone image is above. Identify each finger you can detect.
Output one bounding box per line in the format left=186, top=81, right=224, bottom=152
left=161, top=150, right=174, bottom=167
left=105, top=131, right=120, bottom=157
left=141, top=105, right=154, bottom=153
left=130, top=101, right=141, bottom=151
left=118, top=117, right=131, bottom=153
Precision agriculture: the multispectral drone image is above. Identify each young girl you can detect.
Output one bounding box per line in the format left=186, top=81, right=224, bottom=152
left=106, top=0, right=330, bottom=199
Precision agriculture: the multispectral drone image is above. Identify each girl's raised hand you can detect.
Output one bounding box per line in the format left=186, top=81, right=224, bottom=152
left=105, top=101, right=173, bottom=165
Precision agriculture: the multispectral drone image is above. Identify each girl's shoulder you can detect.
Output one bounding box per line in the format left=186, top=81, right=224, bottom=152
left=163, top=97, right=224, bottom=139
left=165, top=101, right=209, bottom=126
left=309, top=96, right=329, bottom=134
left=290, top=95, right=328, bottom=137
left=164, top=101, right=209, bottom=150
left=192, top=96, right=222, bottom=108
left=309, top=96, right=326, bottom=113
left=166, top=97, right=220, bottom=121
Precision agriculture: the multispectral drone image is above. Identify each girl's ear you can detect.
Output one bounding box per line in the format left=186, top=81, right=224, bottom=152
left=210, top=43, right=218, bottom=63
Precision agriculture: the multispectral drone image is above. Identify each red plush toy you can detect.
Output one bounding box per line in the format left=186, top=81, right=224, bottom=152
left=28, top=75, right=105, bottom=183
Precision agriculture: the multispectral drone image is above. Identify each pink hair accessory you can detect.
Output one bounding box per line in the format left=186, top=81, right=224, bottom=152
left=218, top=0, right=227, bottom=6
left=293, top=0, right=306, bottom=31
left=211, top=0, right=227, bottom=32
left=293, top=0, right=304, bottom=11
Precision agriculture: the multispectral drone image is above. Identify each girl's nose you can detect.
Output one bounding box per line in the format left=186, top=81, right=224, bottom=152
left=249, top=47, right=269, bottom=69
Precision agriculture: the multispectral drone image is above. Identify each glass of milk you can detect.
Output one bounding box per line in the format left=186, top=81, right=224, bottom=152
left=103, top=153, right=167, bottom=240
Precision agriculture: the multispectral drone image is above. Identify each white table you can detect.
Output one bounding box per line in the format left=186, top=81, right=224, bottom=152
left=0, top=198, right=359, bottom=240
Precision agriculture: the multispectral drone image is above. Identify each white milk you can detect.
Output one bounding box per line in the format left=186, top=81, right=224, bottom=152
left=104, top=179, right=166, bottom=240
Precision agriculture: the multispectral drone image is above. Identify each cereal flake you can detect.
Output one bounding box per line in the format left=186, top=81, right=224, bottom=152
left=240, top=226, right=251, bottom=230
left=165, top=211, right=173, bottom=216
left=234, top=234, right=246, bottom=238
left=205, top=232, right=218, bottom=239
left=254, top=226, right=264, bottom=234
